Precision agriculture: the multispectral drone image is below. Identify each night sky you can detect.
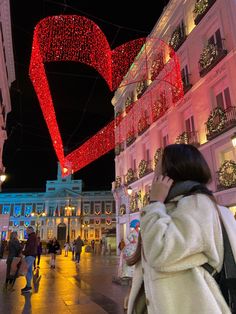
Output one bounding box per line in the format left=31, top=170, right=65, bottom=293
left=3, top=0, right=166, bottom=192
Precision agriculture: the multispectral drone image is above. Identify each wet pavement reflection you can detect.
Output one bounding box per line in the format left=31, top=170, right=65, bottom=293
left=0, top=250, right=129, bottom=314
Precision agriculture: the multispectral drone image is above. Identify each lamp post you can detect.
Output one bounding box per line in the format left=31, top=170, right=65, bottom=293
left=31, top=211, right=46, bottom=235
left=65, top=200, right=75, bottom=243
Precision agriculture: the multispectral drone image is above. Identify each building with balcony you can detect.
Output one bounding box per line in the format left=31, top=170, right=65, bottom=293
left=0, top=0, right=15, bottom=176
left=112, top=0, right=236, bottom=248
left=0, top=164, right=115, bottom=243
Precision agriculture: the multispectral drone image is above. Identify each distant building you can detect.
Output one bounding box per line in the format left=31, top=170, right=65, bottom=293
left=112, top=0, right=236, bottom=248
left=0, top=164, right=115, bottom=243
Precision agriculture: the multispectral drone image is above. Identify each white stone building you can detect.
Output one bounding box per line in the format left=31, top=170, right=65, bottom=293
left=112, top=0, right=236, bottom=249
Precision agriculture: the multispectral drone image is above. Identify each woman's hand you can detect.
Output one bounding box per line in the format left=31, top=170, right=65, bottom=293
left=149, top=175, right=173, bottom=203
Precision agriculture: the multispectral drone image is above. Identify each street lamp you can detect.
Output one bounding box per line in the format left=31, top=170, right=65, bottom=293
left=31, top=211, right=46, bottom=235
left=65, top=200, right=75, bottom=243
left=0, top=173, right=6, bottom=183
left=127, top=186, right=133, bottom=196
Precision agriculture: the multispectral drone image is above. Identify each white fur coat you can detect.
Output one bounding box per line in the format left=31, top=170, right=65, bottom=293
left=127, top=194, right=235, bottom=314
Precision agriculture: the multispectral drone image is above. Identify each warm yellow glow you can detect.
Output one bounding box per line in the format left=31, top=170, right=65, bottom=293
left=231, top=133, right=236, bottom=148
left=229, top=206, right=236, bottom=216
left=63, top=167, right=68, bottom=174
left=127, top=186, right=133, bottom=195
left=0, top=174, right=6, bottom=182
left=31, top=212, right=35, bottom=217
left=42, top=212, right=46, bottom=216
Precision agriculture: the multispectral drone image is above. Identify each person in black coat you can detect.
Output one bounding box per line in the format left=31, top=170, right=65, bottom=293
left=34, top=236, right=43, bottom=269
left=4, top=231, right=22, bottom=291
left=48, top=237, right=60, bottom=268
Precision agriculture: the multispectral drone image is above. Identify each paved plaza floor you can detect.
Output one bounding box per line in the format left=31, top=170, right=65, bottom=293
left=0, top=251, right=129, bottom=314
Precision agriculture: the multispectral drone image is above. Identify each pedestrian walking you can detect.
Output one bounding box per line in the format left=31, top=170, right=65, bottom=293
left=48, top=237, right=60, bottom=268
left=3, top=231, right=22, bottom=292
left=71, top=240, right=76, bottom=260
left=126, top=144, right=236, bottom=314
left=21, top=226, right=37, bottom=293
left=64, top=241, right=70, bottom=257
left=74, top=236, right=84, bottom=264
left=34, top=236, right=42, bottom=269
left=91, top=239, right=95, bottom=253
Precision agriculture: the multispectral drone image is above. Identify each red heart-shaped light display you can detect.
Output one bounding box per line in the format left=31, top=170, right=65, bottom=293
left=29, top=15, right=183, bottom=176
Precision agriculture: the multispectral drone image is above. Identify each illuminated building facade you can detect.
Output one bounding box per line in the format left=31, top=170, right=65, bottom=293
left=0, top=164, right=115, bottom=242
left=112, top=0, right=236, bottom=249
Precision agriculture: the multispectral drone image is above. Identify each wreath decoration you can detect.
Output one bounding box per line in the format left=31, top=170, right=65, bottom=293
left=126, top=168, right=134, bottom=184
left=143, top=192, right=150, bottom=206
left=193, top=0, right=209, bottom=16
left=138, top=160, right=148, bottom=178
left=169, top=28, right=181, bottom=51
left=199, top=44, right=218, bottom=70
left=95, top=219, right=100, bottom=225
left=176, top=131, right=189, bottom=144
left=218, top=160, right=236, bottom=188
left=130, top=195, right=138, bottom=212
left=206, top=107, right=227, bottom=134
left=154, top=148, right=163, bottom=169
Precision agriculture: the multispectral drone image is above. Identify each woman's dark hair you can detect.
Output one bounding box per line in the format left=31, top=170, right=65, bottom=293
left=161, top=144, right=212, bottom=183
left=126, top=144, right=213, bottom=266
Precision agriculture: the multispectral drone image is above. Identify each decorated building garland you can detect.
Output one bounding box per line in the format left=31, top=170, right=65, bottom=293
left=193, top=0, right=209, bottom=16
left=138, top=160, right=148, bottom=178
left=154, top=148, right=163, bottom=169
left=138, top=116, right=149, bottom=135
left=176, top=131, right=189, bottom=144
left=206, top=106, right=227, bottom=135
left=218, top=160, right=236, bottom=188
left=143, top=192, right=150, bottom=206
left=199, top=43, right=218, bottom=70
left=126, top=168, right=135, bottom=184
left=152, top=92, right=167, bottom=121
left=169, top=27, right=182, bottom=51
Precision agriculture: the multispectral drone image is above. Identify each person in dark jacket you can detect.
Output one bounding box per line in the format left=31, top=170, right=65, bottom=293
left=34, top=236, right=42, bottom=269
left=74, top=236, right=84, bottom=264
left=4, top=231, right=22, bottom=291
left=48, top=237, right=60, bottom=268
left=21, top=226, right=37, bottom=293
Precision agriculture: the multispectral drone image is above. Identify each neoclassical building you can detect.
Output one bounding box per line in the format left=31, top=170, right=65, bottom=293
left=112, top=0, right=236, bottom=247
left=0, top=164, right=115, bottom=242
left=0, top=0, right=15, bottom=239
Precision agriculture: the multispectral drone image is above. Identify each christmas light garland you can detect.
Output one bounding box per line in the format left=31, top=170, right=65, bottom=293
left=29, top=16, right=183, bottom=175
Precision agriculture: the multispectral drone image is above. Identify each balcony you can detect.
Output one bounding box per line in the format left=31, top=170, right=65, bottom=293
left=206, top=106, right=236, bottom=140
left=199, top=43, right=227, bottom=77
left=175, top=131, right=200, bottom=146
left=169, top=24, right=186, bottom=54
left=125, top=168, right=138, bottom=185
left=138, top=160, right=153, bottom=178
left=194, top=0, right=217, bottom=25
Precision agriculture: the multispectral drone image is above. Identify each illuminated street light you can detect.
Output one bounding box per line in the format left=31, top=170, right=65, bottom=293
left=0, top=174, right=6, bottom=183
left=65, top=199, right=75, bottom=243
left=127, top=186, right=133, bottom=195
left=31, top=211, right=46, bottom=234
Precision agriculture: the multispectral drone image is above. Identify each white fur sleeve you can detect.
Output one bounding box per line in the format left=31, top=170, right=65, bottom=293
left=140, top=194, right=222, bottom=271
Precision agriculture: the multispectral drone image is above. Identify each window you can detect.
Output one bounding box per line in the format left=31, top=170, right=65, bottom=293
left=208, top=29, right=223, bottom=49
left=216, top=87, right=232, bottom=109
left=220, top=149, right=236, bottom=164
left=181, top=65, right=190, bottom=88
left=162, top=134, right=169, bottom=148
left=185, top=115, right=195, bottom=133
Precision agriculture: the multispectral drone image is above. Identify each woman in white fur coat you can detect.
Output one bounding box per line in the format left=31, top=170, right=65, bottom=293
left=127, top=144, right=235, bottom=314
